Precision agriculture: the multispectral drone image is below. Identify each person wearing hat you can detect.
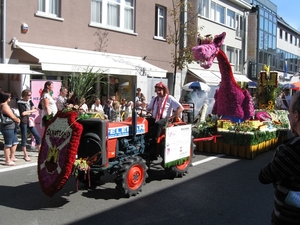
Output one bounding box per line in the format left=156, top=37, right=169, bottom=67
left=147, top=82, right=184, bottom=149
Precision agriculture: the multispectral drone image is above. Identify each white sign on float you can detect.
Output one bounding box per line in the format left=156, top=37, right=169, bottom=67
left=164, top=124, right=191, bottom=164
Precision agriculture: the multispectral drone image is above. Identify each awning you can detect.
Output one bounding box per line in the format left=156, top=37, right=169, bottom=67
left=0, top=64, right=42, bottom=74
left=233, top=74, right=252, bottom=82
left=212, top=72, right=252, bottom=83
left=15, top=41, right=167, bottom=77
left=188, top=69, right=221, bottom=86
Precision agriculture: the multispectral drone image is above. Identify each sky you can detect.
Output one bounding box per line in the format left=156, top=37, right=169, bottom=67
left=270, top=0, right=300, bottom=31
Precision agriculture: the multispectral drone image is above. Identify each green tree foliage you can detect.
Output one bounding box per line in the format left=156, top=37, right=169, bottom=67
left=166, top=0, right=200, bottom=93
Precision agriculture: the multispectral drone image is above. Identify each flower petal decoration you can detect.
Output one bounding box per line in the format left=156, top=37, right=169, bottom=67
left=38, top=111, right=83, bottom=197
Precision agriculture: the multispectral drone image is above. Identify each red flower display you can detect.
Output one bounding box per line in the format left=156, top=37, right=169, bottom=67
left=38, top=111, right=83, bottom=197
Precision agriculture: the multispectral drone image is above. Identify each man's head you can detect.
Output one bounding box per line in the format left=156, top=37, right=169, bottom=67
left=155, top=82, right=169, bottom=97
left=288, top=91, right=300, bottom=136
left=60, top=87, right=68, bottom=97
left=95, top=98, right=101, bottom=105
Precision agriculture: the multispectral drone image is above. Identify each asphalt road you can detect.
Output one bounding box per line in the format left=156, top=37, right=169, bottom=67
left=0, top=147, right=275, bottom=225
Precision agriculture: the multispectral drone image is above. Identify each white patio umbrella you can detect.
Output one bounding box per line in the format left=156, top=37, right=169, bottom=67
left=182, top=81, right=211, bottom=92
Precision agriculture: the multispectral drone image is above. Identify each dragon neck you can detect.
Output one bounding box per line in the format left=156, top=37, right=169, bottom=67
left=216, top=50, right=241, bottom=90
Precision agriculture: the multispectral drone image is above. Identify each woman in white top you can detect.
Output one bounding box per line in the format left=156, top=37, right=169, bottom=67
left=40, top=81, right=58, bottom=127
left=79, top=97, right=88, bottom=112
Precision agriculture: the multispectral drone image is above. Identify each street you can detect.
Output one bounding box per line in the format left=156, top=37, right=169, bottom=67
left=0, top=147, right=275, bottom=225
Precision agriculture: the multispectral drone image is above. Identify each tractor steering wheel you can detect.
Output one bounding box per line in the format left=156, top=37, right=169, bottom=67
left=136, top=108, right=152, bottom=118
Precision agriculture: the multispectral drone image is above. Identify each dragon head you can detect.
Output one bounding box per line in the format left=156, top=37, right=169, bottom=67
left=191, top=32, right=226, bottom=69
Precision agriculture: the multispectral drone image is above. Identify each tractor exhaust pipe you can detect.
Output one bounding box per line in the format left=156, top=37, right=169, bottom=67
left=132, top=85, right=137, bottom=138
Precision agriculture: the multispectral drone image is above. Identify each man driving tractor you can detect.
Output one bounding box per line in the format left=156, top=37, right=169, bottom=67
left=147, top=82, right=184, bottom=146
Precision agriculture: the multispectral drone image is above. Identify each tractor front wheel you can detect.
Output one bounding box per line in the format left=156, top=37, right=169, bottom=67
left=115, top=156, right=148, bottom=197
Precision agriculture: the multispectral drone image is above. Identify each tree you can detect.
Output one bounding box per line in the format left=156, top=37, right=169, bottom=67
left=166, top=0, right=200, bottom=94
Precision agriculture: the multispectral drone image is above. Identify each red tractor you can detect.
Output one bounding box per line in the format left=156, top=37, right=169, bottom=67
left=38, top=105, right=194, bottom=198
left=75, top=109, right=194, bottom=197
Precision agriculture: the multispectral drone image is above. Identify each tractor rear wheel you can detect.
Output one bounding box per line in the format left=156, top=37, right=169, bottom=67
left=115, top=156, right=148, bottom=197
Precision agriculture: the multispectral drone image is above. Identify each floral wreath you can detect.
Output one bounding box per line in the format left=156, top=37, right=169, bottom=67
left=38, top=110, right=83, bottom=197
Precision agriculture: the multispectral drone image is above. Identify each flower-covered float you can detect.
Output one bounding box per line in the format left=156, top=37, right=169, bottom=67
left=38, top=104, right=106, bottom=197
left=190, top=32, right=289, bottom=159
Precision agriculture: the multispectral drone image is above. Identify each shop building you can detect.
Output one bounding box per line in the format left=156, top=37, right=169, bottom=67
left=0, top=0, right=178, bottom=104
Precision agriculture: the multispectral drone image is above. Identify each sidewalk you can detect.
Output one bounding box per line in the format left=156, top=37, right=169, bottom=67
left=0, top=134, right=39, bottom=170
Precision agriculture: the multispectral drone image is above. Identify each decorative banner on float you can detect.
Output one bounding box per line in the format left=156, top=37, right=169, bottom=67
left=38, top=111, right=83, bottom=197
left=165, top=124, right=191, bottom=165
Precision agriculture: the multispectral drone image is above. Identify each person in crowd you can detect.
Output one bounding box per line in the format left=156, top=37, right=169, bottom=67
left=259, top=91, right=300, bottom=225
left=124, top=101, right=133, bottom=120
left=136, top=88, right=146, bottom=103
left=0, top=92, right=20, bottom=166
left=120, top=98, right=127, bottom=121
left=280, top=88, right=292, bottom=110
left=79, top=97, right=88, bottom=112
left=103, top=99, right=112, bottom=120
left=56, top=87, right=69, bottom=110
left=110, top=95, right=116, bottom=103
left=17, top=89, right=41, bottom=160
left=136, top=100, right=148, bottom=116
left=111, top=101, right=121, bottom=122
left=91, top=98, right=104, bottom=113
left=146, top=82, right=184, bottom=144
left=40, top=81, right=58, bottom=127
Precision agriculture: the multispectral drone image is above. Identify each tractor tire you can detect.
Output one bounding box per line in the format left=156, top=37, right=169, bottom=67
left=115, top=156, right=148, bottom=197
left=165, top=146, right=193, bottom=178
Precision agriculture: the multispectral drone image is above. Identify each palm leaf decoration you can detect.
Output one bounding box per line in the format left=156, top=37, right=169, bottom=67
left=66, top=67, right=107, bottom=105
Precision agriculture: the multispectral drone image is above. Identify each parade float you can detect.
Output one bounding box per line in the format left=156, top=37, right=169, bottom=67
left=191, top=32, right=289, bottom=159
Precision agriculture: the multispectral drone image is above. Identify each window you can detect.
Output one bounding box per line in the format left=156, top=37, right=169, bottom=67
left=198, top=0, right=208, bottom=18
left=227, top=9, right=235, bottom=28
left=279, top=29, right=282, bottom=39
left=91, top=0, right=135, bottom=32
left=295, top=37, right=297, bottom=46
left=235, top=49, right=243, bottom=72
left=290, top=35, right=293, bottom=44
left=215, top=4, right=225, bottom=24
left=226, top=46, right=235, bottom=64
left=235, top=14, right=244, bottom=38
left=38, top=0, right=60, bottom=17
left=155, top=5, right=166, bottom=39
left=285, top=31, right=288, bottom=41
left=210, top=2, right=225, bottom=24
